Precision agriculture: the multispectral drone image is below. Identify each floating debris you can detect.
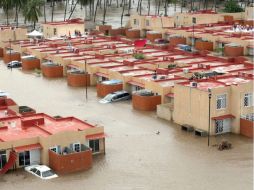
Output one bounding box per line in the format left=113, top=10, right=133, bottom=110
left=217, top=140, right=232, bottom=151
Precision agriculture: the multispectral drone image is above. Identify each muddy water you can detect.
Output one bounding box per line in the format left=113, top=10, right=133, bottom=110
left=0, top=61, right=253, bottom=190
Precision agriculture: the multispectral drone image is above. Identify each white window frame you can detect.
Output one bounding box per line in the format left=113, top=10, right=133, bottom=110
left=133, top=19, right=139, bottom=26
left=50, top=146, right=58, bottom=153
left=243, top=93, right=253, bottom=107
left=73, top=143, right=81, bottom=152
left=216, top=94, right=227, bottom=110
left=146, top=20, right=150, bottom=26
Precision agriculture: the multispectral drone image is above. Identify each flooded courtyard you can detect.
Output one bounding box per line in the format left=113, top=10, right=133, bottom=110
left=0, top=60, right=253, bottom=190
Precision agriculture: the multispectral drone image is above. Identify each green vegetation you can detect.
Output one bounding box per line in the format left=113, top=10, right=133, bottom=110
left=34, top=68, right=41, bottom=75
left=223, top=0, right=244, bottom=13
left=133, top=53, right=145, bottom=60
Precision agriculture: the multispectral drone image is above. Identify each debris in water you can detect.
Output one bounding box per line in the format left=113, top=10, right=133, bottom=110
left=218, top=140, right=232, bottom=151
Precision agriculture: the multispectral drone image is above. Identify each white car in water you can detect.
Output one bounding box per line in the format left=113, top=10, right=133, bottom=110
left=25, top=165, right=58, bottom=180
left=99, top=90, right=131, bottom=104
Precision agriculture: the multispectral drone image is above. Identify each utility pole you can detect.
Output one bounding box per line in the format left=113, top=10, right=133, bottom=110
left=85, top=59, right=88, bottom=100
left=208, top=88, right=212, bottom=147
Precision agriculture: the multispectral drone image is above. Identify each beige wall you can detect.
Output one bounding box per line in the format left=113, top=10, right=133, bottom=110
left=43, top=24, right=85, bottom=38
left=245, top=7, right=254, bottom=20
left=173, top=81, right=253, bottom=135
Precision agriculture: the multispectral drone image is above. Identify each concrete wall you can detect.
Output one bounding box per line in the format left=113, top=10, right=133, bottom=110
left=195, top=41, right=213, bottom=51
left=170, top=37, right=186, bottom=46
left=3, top=51, right=21, bottom=63
left=126, top=29, right=140, bottom=39
left=173, top=81, right=253, bottom=135
left=244, top=7, right=254, bottom=20
left=67, top=73, right=90, bottom=87
left=146, top=32, right=162, bottom=42
left=157, top=103, right=173, bottom=121
left=49, top=149, right=93, bottom=174
left=132, top=94, right=161, bottom=111
left=96, top=83, right=123, bottom=97
left=21, top=58, right=40, bottom=70
left=41, top=65, right=64, bottom=78
left=43, top=23, right=85, bottom=38
left=240, top=119, right=253, bottom=138
left=224, top=46, right=244, bottom=57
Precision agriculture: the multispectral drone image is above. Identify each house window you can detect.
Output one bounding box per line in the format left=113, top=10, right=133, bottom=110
left=215, top=120, right=223, bottom=134
left=0, top=151, right=7, bottom=169
left=146, top=20, right=150, bottom=26
left=50, top=146, right=58, bottom=153
left=89, top=139, right=100, bottom=153
left=73, top=143, right=81, bottom=152
left=215, top=119, right=231, bottom=134
left=216, top=94, right=226, bottom=109
left=244, top=93, right=253, bottom=107
left=133, top=19, right=139, bottom=26
left=19, top=151, right=30, bottom=166
left=53, top=28, right=57, bottom=35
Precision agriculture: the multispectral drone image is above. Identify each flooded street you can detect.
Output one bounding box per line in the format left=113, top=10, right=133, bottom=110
left=0, top=60, right=253, bottom=190
left=0, top=1, right=185, bottom=28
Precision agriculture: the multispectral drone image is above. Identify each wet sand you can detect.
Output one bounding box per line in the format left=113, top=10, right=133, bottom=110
left=0, top=61, right=253, bottom=190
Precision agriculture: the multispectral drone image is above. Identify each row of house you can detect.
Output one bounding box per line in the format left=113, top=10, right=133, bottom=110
left=0, top=96, right=106, bottom=175
left=0, top=29, right=252, bottom=138
left=128, top=7, right=254, bottom=56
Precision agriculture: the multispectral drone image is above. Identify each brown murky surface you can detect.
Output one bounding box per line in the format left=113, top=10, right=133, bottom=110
left=0, top=61, right=253, bottom=189
left=0, top=1, right=185, bottom=28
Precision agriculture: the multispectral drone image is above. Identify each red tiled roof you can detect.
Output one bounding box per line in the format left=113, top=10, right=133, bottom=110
left=86, top=133, right=107, bottom=140
left=14, top=143, right=42, bottom=153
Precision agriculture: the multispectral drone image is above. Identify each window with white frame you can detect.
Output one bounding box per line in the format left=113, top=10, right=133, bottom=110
left=244, top=93, right=253, bottom=107
left=133, top=19, right=139, bottom=26
left=146, top=20, right=150, bottom=26
left=50, top=146, right=58, bottom=153
left=73, top=143, right=81, bottom=152
left=216, top=94, right=226, bottom=109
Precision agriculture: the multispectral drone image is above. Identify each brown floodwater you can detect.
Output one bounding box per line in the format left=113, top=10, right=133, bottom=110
left=0, top=61, right=253, bottom=189
left=0, top=0, right=186, bottom=28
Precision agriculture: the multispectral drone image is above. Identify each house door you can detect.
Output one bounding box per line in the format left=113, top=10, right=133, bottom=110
left=0, top=151, right=7, bottom=169
left=215, top=119, right=231, bottom=134
left=89, top=139, right=100, bottom=153
left=30, top=149, right=40, bottom=165
left=19, top=151, right=30, bottom=167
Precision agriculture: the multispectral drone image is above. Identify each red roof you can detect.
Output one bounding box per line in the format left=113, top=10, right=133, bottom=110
left=0, top=113, right=96, bottom=142
left=86, top=133, right=107, bottom=140
left=211, top=114, right=235, bottom=120
left=14, top=143, right=42, bottom=153
left=165, top=93, right=174, bottom=98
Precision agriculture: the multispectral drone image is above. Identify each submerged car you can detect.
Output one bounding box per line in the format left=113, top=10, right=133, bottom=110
left=7, top=61, right=21, bottom=68
left=25, top=165, right=58, bottom=180
left=99, top=90, right=131, bottom=104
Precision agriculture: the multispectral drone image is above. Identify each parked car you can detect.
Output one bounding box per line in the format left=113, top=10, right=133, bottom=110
left=99, top=91, right=131, bottom=104
left=7, top=61, right=21, bottom=68
left=25, top=165, right=58, bottom=180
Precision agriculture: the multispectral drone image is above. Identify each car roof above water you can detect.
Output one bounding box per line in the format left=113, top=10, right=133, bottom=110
left=112, top=90, right=129, bottom=95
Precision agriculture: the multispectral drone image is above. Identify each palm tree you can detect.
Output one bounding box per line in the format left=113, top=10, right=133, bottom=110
left=0, top=0, right=13, bottom=25
left=13, top=0, right=24, bottom=26
left=23, top=0, right=43, bottom=29
left=120, top=0, right=125, bottom=27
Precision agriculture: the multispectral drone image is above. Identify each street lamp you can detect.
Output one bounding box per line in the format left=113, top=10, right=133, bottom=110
left=9, top=39, right=12, bottom=71
left=192, top=17, right=196, bottom=52
left=208, top=88, right=212, bottom=147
